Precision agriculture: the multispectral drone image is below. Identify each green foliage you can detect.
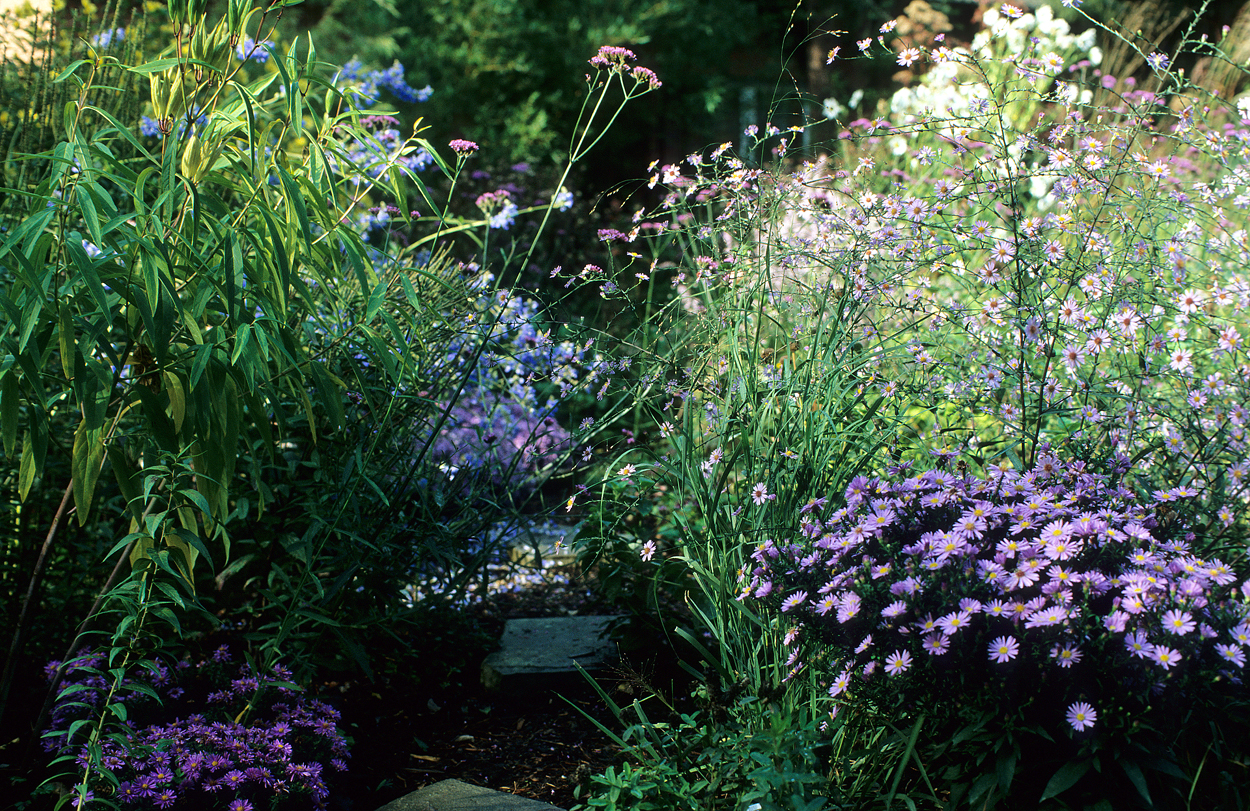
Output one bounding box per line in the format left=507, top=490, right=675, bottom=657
left=573, top=689, right=831, bottom=811
left=291, top=0, right=761, bottom=167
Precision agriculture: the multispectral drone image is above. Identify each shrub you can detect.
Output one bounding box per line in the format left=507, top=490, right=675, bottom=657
left=42, top=646, right=348, bottom=810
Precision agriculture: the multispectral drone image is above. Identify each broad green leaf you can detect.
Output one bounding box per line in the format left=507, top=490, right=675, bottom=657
left=230, top=322, right=253, bottom=365
left=189, top=344, right=214, bottom=390
left=76, top=183, right=103, bottom=247
left=365, top=277, right=388, bottom=323
left=308, top=362, right=344, bottom=431
left=64, top=239, right=113, bottom=316
left=0, top=202, right=54, bottom=263
left=1040, top=759, right=1090, bottom=802
left=164, top=370, right=187, bottom=431
left=71, top=422, right=107, bottom=524
left=18, top=435, right=38, bottom=500
left=57, top=301, right=75, bottom=380
left=996, top=749, right=1016, bottom=793
left=1120, top=759, right=1152, bottom=805
left=171, top=526, right=214, bottom=574
left=108, top=445, right=143, bottom=520
left=125, top=56, right=218, bottom=75
left=51, top=59, right=90, bottom=83
left=276, top=165, right=311, bottom=249
left=0, top=370, right=18, bottom=455
left=86, top=106, right=157, bottom=161
left=17, top=295, right=43, bottom=354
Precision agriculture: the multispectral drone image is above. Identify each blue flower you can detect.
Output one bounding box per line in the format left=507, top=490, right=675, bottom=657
left=235, top=37, right=273, bottom=63
left=91, top=27, right=124, bottom=48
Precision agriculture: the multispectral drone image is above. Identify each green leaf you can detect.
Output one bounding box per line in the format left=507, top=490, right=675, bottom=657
left=51, top=59, right=90, bottom=83
left=18, top=437, right=38, bottom=501
left=996, top=749, right=1016, bottom=793
left=164, top=371, right=187, bottom=432
left=189, top=344, right=214, bottom=390
left=64, top=239, right=113, bottom=316
left=1120, top=758, right=1152, bottom=805
left=57, top=300, right=75, bottom=380
left=0, top=370, right=18, bottom=455
left=230, top=322, right=253, bottom=365
left=167, top=530, right=213, bottom=580
left=1040, top=759, right=1090, bottom=802
left=125, top=56, right=218, bottom=75
left=71, top=422, right=107, bottom=524
left=76, top=183, right=103, bottom=247
left=365, top=277, right=388, bottom=323
left=108, top=446, right=142, bottom=519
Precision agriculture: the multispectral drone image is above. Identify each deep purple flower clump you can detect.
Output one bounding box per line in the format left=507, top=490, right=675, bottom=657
left=44, top=647, right=348, bottom=809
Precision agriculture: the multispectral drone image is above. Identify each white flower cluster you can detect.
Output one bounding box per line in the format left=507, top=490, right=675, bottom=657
left=889, top=3, right=1100, bottom=127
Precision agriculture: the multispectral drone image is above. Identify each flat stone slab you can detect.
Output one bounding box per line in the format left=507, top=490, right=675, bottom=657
left=375, top=779, right=565, bottom=811
left=482, top=615, right=618, bottom=692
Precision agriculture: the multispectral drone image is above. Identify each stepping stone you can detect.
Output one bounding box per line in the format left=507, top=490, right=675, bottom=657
left=481, top=615, right=618, bottom=692
left=374, top=779, right=565, bottom=811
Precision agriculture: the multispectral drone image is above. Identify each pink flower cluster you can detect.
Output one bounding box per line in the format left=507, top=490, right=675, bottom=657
left=587, top=45, right=662, bottom=89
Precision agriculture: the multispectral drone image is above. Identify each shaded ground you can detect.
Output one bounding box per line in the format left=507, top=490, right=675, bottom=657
left=330, top=576, right=642, bottom=810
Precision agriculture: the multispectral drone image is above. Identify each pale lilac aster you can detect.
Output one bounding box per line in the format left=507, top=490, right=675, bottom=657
left=1161, top=609, right=1196, bottom=636
left=837, top=592, right=862, bottom=622
left=984, top=599, right=1010, bottom=618
left=1066, top=701, right=1097, bottom=731
left=884, top=650, right=913, bottom=676
left=781, top=591, right=808, bottom=613
left=937, top=610, right=972, bottom=635
left=1215, top=643, right=1246, bottom=667
left=1024, top=606, right=1066, bottom=628
left=829, top=670, right=852, bottom=697
left=915, top=614, right=940, bottom=635
left=922, top=633, right=950, bottom=656
left=1150, top=645, right=1182, bottom=670
left=1103, top=611, right=1129, bottom=633
left=988, top=636, right=1019, bottom=663
left=881, top=600, right=908, bottom=618
left=1051, top=644, right=1083, bottom=668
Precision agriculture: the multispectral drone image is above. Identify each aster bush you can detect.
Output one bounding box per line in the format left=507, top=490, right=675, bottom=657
left=745, top=452, right=1249, bottom=806
left=569, top=1, right=1250, bottom=807
left=42, top=646, right=348, bottom=810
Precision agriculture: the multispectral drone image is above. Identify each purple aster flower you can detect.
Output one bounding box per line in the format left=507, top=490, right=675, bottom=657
left=828, top=670, right=853, bottom=698
left=936, top=610, right=972, bottom=635
left=1150, top=645, right=1182, bottom=670
left=1051, top=644, right=1083, bottom=668
left=1215, top=643, right=1245, bottom=668
left=1066, top=701, right=1097, bottom=731
left=987, top=636, right=1019, bottom=663
left=884, top=650, right=913, bottom=676
left=780, top=591, right=808, bottom=612
left=1161, top=609, right=1196, bottom=636
left=922, top=633, right=950, bottom=656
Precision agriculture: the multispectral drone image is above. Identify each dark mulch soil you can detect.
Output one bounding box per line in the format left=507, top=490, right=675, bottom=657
left=329, top=573, right=683, bottom=811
